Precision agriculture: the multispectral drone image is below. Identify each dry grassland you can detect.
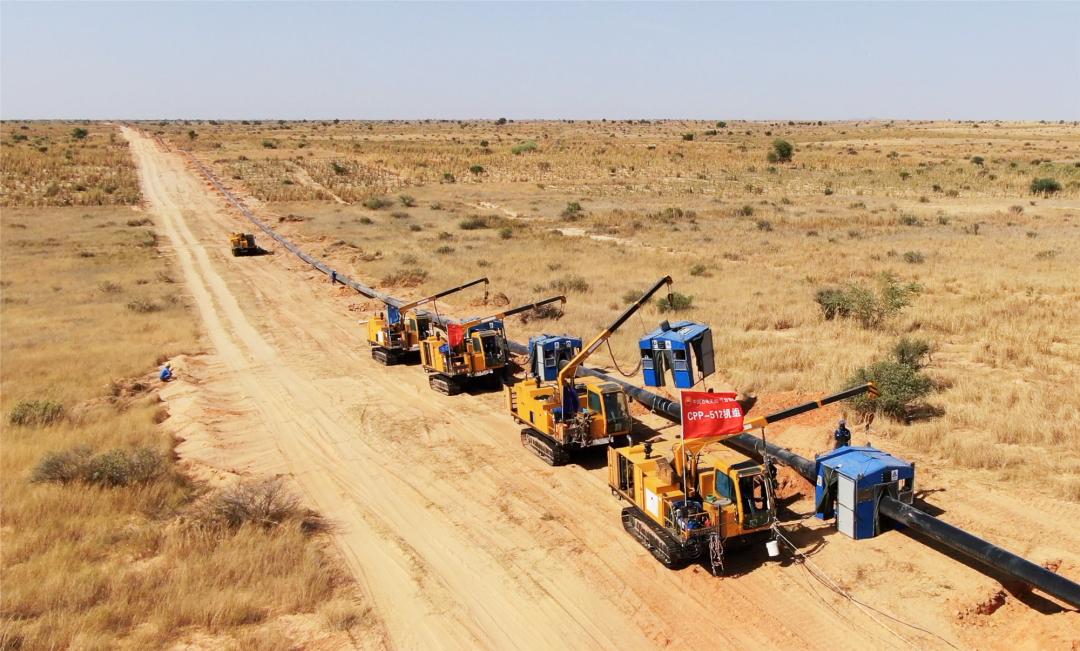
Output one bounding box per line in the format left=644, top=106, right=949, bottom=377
left=159, top=119, right=1080, bottom=502
left=1, top=138, right=367, bottom=648
left=1, top=122, right=141, bottom=207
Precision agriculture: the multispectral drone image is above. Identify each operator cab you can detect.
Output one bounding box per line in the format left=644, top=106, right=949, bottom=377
left=472, top=329, right=508, bottom=368
left=586, top=383, right=631, bottom=435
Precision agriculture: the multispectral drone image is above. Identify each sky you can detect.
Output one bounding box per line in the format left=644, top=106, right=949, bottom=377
left=2, top=1, right=1078, bottom=120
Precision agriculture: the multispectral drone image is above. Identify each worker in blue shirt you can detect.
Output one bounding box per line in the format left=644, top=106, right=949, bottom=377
left=833, top=419, right=851, bottom=449
left=159, top=362, right=173, bottom=382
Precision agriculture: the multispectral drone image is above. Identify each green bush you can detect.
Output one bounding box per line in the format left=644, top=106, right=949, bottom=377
left=499, top=226, right=514, bottom=239
left=689, top=263, right=708, bottom=277
left=511, top=141, right=538, bottom=155
left=399, top=194, right=416, bottom=207
left=716, top=121, right=727, bottom=128
left=656, top=292, right=694, bottom=313
left=846, top=338, right=933, bottom=420
left=261, top=139, right=277, bottom=149
left=902, top=250, right=925, bottom=264
left=469, top=165, right=485, bottom=175
left=562, top=202, right=583, bottom=220
left=892, top=336, right=931, bottom=369
left=330, top=161, right=349, bottom=175
left=390, top=211, right=410, bottom=220
left=681, top=133, right=695, bottom=141
left=83, top=448, right=164, bottom=487
left=9, top=400, right=65, bottom=427
left=1030, top=177, right=1061, bottom=196
left=755, top=219, right=773, bottom=232
left=435, top=245, right=454, bottom=255
left=363, top=196, right=393, bottom=210
left=815, top=274, right=920, bottom=328
left=769, top=139, right=794, bottom=163
left=71, top=127, right=88, bottom=140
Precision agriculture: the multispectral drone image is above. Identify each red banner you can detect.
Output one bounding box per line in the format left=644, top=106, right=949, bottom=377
left=447, top=324, right=464, bottom=349
left=681, top=391, right=744, bottom=440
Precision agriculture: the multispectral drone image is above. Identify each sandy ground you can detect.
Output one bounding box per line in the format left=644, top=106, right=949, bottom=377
left=123, top=128, right=1078, bottom=650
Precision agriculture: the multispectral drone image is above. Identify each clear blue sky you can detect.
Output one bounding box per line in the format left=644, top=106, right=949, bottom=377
left=2, top=1, right=1078, bottom=120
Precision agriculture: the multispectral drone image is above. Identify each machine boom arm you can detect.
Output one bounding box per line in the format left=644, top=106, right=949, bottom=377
left=556, top=276, right=673, bottom=389
left=398, top=277, right=489, bottom=312
left=742, top=382, right=879, bottom=431
left=454, top=295, right=566, bottom=330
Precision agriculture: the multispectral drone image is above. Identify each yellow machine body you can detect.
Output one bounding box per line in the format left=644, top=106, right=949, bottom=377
left=610, top=440, right=773, bottom=541
left=508, top=377, right=632, bottom=456
left=608, top=438, right=774, bottom=568
left=367, top=312, right=432, bottom=353
left=418, top=324, right=508, bottom=394
left=229, top=232, right=258, bottom=256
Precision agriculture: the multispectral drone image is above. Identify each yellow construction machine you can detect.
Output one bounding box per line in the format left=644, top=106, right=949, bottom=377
left=609, top=383, right=879, bottom=572
left=419, top=295, right=566, bottom=395
left=367, top=277, right=489, bottom=365
left=229, top=232, right=260, bottom=256
left=508, top=276, right=674, bottom=465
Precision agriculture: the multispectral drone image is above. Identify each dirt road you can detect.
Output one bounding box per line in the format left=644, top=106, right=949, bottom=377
left=124, top=128, right=1077, bottom=650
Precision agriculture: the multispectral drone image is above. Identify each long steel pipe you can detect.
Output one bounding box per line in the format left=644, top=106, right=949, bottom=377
left=184, top=146, right=1080, bottom=610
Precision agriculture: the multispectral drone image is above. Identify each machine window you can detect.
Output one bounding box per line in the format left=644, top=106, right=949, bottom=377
left=739, top=474, right=772, bottom=527
left=588, top=391, right=602, bottom=414
left=478, top=333, right=504, bottom=363
left=715, top=472, right=735, bottom=501
left=603, top=392, right=630, bottom=433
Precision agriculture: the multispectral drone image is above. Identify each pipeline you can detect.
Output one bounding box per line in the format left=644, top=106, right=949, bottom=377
left=184, top=153, right=406, bottom=309
left=182, top=144, right=1079, bottom=610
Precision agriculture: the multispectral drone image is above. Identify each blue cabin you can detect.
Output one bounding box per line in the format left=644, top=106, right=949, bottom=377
left=814, top=446, right=915, bottom=540
left=639, top=320, right=715, bottom=389
left=468, top=319, right=504, bottom=336
left=528, top=334, right=582, bottom=381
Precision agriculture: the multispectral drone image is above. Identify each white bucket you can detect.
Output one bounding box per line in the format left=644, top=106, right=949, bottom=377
left=765, top=539, right=780, bottom=558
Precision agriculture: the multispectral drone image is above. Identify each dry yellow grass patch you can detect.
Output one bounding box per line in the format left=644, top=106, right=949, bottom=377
left=1, top=122, right=141, bottom=207
left=0, top=203, right=368, bottom=648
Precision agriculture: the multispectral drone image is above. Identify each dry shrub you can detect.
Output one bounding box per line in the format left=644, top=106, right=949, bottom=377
left=550, top=275, right=590, bottom=294
left=382, top=269, right=428, bottom=287
left=8, top=399, right=66, bottom=427
left=126, top=298, right=162, bottom=313
left=195, top=478, right=328, bottom=533
left=519, top=302, right=564, bottom=323
left=656, top=292, right=694, bottom=313
left=31, top=446, right=164, bottom=486
left=320, top=598, right=375, bottom=631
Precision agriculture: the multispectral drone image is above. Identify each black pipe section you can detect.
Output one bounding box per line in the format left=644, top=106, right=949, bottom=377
left=879, top=497, right=1080, bottom=609
left=185, top=148, right=1080, bottom=610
